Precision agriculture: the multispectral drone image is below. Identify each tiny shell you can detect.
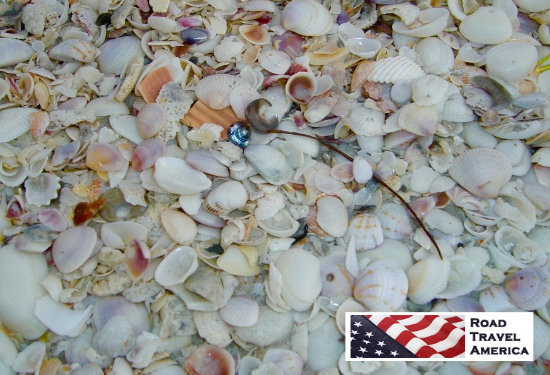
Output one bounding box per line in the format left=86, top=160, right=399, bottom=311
left=219, top=295, right=259, bottom=327
left=161, top=209, right=197, bottom=245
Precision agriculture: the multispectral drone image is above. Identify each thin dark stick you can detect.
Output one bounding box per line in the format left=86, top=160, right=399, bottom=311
left=268, top=129, right=444, bottom=260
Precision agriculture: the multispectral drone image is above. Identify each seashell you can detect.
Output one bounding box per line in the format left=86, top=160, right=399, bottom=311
left=348, top=103, right=385, bottom=136
left=30, top=111, right=49, bottom=139
left=380, top=3, right=420, bottom=26
left=148, top=15, right=177, bottom=33
left=407, top=255, right=451, bottom=305
left=0, top=243, right=47, bottom=339
left=11, top=341, right=45, bottom=374
left=38, top=209, right=68, bottom=232
left=411, top=74, right=449, bottom=106
left=184, top=345, right=235, bottom=375
left=448, top=148, right=512, bottom=198
left=244, top=144, right=292, bottom=185
left=486, top=42, right=538, bottom=82
left=281, top=0, right=333, bottom=37
left=0, top=107, right=38, bottom=143
left=154, top=157, right=212, bottom=194
left=346, top=213, right=383, bottom=251
left=479, top=285, right=516, bottom=312
left=523, top=182, right=550, bottom=210
left=51, top=141, right=80, bottom=167
left=126, top=332, right=161, bottom=369
left=52, top=226, right=97, bottom=273
left=440, top=94, right=476, bottom=123
left=136, top=54, right=185, bottom=103
left=459, top=7, right=512, bottom=45
left=368, top=56, right=424, bottom=84
left=185, top=149, right=229, bottom=177
left=136, top=103, right=166, bottom=139
left=217, top=245, right=261, bottom=276
left=316, top=196, right=348, bottom=238
left=494, top=225, right=544, bottom=268
left=24, top=173, right=61, bottom=207
left=132, top=138, right=166, bottom=171
left=155, top=246, right=198, bottom=287
left=34, top=295, right=93, bottom=337
left=219, top=295, right=259, bottom=327
left=194, top=311, right=232, bottom=347
left=183, top=101, right=241, bottom=138
left=397, top=103, right=438, bottom=137
left=229, top=84, right=262, bottom=120
left=195, top=74, right=241, bottom=110
left=161, top=209, right=197, bottom=245
left=125, top=239, right=150, bottom=281
left=505, top=267, right=550, bottom=310
left=97, top=36, right=144, bottom=75
left=228, top=122, right=251, bottom=148
left=320, top=255, right=354, bottom=298
left=275, top=248, right=322, bottom=311
left=393, top=7, right=449, bottom=37
left=351, top=60, right=375, bottom=92
left=354, top=258, right=408, bottom=311
left=258, top=50, right=292, bottom=75
left=99, top=189, right=147, bottom=222
left=239, top=25, right=270, bottom=45
left=263, top=349, right=304, bottom=375
left=436, top=255, right=481, bottom=299
left=180, top=28, right=210, bottom=45
left=0, top=38, right=35, bottom=67
left=86, top=142, right=125, bottom=172
left=258, top=209, right=299, bottom=237
left=92, top=315, right=135, bottom=357
left=285, top=72, right=317, bottom=104
left=93, top=296, right=150, bottom=334
left=49, top=39, right=98, bottom=63
left=377, top=203, right=412, bottom=240
left=424, top=208, right=464, bottom=236
left=344, top=37, right=381, bottom=59
left=514, top=0, right=550, bottom=12
left=214, top=36, right=245, bottom=62
left=204, top=181, right=248, bottom=216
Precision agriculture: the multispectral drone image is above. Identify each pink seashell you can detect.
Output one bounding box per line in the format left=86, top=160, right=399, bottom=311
left=136, top=0, right=150, bottom=11
left=86, top=143, right=125, bottom=172
left=30, top=111, right=49, bottom=139
left=51, top=141, right=80, bottom=167
left=273, top=31, right=305, bottom=58
left=410, top=196, right=436, bottom=218
left=132, top=138, right=166, bottom=172
left=505, top=267, right=550, bottom=311
left=177, top=17, right=203, bottom=28
left=136, top=103, right=165, bottom=139
left=184, top=345, right=235, bottom=375
left=6, top=196, right=24, bottom=219
left=125, top=239, right=150, bottom=281
left=37, top=209, right=68, bottom=232
left=330, top=162, right=354, bottom=183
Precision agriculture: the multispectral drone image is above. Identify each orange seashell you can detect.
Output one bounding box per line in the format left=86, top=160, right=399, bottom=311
left=351, top=60, right=375, bottom=91
left=239, top=25, right=270, bottom=45
left=182, top=100, right=240, bottom=138
left=138, top=66, right=174, bottom=103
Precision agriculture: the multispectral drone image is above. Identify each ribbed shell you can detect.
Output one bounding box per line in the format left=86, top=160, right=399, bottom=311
left=368, top=56, right=425, bottom=84
left=281, top=0, right=333, bottom=37
left=195, top=74, right=240, bottom=110
left=97, top=36, right=144, bottom=75
left=0, top=39, right=34, bottom=68
left=505, top=267, right=550, bottom=310
left=49, top=39, right=98, bottom=63
left=407, top=255, right=451, bottom=305
left=0, top=107, right=38, bottom=142
left=346, top=213, right=383, bottom=251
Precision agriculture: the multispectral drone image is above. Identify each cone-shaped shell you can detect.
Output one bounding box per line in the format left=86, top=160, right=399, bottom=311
left=281, top=0, right=333, bottom=37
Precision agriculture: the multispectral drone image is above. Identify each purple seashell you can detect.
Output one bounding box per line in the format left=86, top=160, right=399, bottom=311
left=177, top=17, right=203, bottom=28
left=337, top=10, right=349, bottom=24
left=132, top=138, right=166, bottom=172
left=517, top=12, right=539, bottom=36
left=273, top=32, right=305, bottom=58
left=51, top=140, right=80, bottom=166
left=179, top=27, right=209, bottom=45
left=38, top=209, right=68, bottom=232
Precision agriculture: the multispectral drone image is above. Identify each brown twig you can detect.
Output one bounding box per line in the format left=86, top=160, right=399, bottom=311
left=268, top=129, right=443, bottom=260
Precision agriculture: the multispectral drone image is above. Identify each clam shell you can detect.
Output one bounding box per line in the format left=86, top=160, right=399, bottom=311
left=346, top=213, right=383, bottom=251
left=320, top=255, right=354, bottom=298
left=0, top=39, right=35, bottom=67
left=52, top=226, right=97, bottom=274
left=392, top=7, right=449, bottom=37
left=97, top=36, right=144, bottom=75
left=348, top=104, right=385, bottom=136
left=0, top=107, right=38, bottom=143
left=219, top=295, right=259, bottom=327
left=193, top=311, right=232, bottom=347
left=486, top=42, right=538, bottom=82
left=93, top=296, right=150, bottom=334
left=258, top=209, right=299, bottom=237
left=397, top=103, right=438, bottom=137
left=184, top=345, right=235, bottom=375
left=436, top=255, right=481, bottom=299
left=285, top=72, right=317, bottom=104
left=154, top=157, right=212, bottom=194
left=136, top=103, right=165, bottom=139
left=448, top=148, right=512, bottom=198
left=281, top=0, right=333, bottom=36
left=459, top=7, right=512, bottom=45
left=440, top=94, right=476, bottom=123
left=195, top=74, right=241, bottom=110
left=244, top=144, right=292, bottom=185
left=367, top=56, right=424, bottom=84
left=239, top=25, right=270, bottom=45
left=109, top=115, right=144, bottom=145
left=161, top=209, right=197, bottom=245
left=515, top=0, right=550, bottom=12
left=377, top=203, right=412, bottom=240
left=132, top=138, right=166, bottom=172
left=353, top=259, right=408, bottom=311
left=49, top=39, right=98, bottom=63
left=411, top=74, right=449, bottom=106
left=505, top=267, right=550, bottom=310
left=204, top=181, right=248, bottom=216
left=407, top=255, right=451, bottom=305
left=86, top=142, right=125, bottom=172
left=263, top=349, right=304, bottom=375
left=316, top=196, right=348, bottom=238
left=185, top=149, right=229, bottom=177
left=154, top=246, right=198, bottom=287
left=217, top=245, right=261, bottom=276
left=258, top=50, right=292, bottom=75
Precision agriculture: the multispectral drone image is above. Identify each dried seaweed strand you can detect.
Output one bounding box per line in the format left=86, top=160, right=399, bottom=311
left=268, top=129, right=444, bottom=260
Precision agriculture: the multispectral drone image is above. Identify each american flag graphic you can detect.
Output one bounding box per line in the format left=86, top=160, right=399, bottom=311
left=349, top=314, right=465, bottom=359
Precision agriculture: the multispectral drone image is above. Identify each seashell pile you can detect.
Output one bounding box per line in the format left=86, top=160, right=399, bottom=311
left=1, top=0, right=550, bottom=373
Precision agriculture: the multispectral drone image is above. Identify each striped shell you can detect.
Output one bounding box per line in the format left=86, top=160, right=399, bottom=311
left=346, top=213, right=383, bottom=251
left=368, top=56, right=425, bottom=84
left=0, top=107, right=38, bottom=143
left=281, top=0, right=333, bottom=37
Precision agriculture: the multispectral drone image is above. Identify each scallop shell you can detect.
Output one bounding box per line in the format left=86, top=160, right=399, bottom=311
left=353, top=258, right=408, bottom=311
left=348, top=104, right=385, bottom=136
left=397, top=103, right=438, bottom=137
left=485, top=42, right=538, bottom=82
left=367, top=56, right=425, bottom=84
left=0, top=107, right=38, bottom=143
left=346, top=213, right=383, bottom=251
left=97, top=36, right=144, bottom=75
left=195, top=74, right=241, bottom=110
left=49, top=39, right=98, bottom=63
left=440, top=94, right=476, bottom=123
left=505, top=267, right=550, bottom=311
left=407, top=255, right=451, bottom=305
left=281, top=0, right=334, bottom=37
left=258, top=50, right=292, bottom=75
left=24, top=173, right=61, bottom=207
left=377, top=203, right=413, bottom=240
left=0, top=38, right=35, bottom=68
left=459, top=7, right=512, bottom=45
left=448, top=148, right=512, bottom=198
left=219, top=295, right=259, bottom=327
left=239, top=25, right=270, bottom=45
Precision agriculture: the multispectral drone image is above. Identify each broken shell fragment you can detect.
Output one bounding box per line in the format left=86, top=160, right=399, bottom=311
left=184, top=345, right=235, bottom=375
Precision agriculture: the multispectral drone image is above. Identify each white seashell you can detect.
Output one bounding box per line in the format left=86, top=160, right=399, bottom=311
left=148, top=15, right=177, bottom=33
left=344, top=37, right=381, bottom=59
left=185, top=149, right=229, bottom=177
left=505, top=267, right=550, bottom=310
left=281, top=0, right=333, bottom=36
left=459, top=7, right=512, bottom=45
left=352, top=156, right=372, bottom=184
left=52, top=226, right=97, bottom=273
left=319, top=255, right=354, bottom=298
left=214, top=36, right=245, bottom=62
left=494, top=225, right=544, bottom=267
left=0, top=330, right=17, bottom=367
left=486, top=42, right=538, bottom=82
left=275, top=248, right=322, bottom=311
left=380, top=3, right=420, bottom=26
left=407, top=255, right=451, bottom=305
left=24, top=173, right=61, bottom=207
left=0, top=39, right=35, bottom=68
left=235, top=306, right=294, bottom=346
left=514, top=0, right=550, bottom=12
left=390, top=79, right=412, bottom=105
left=154, top=157, right=212, bottom=194
left=258, top=50, right=291, bottom=75
left=11, top=341, right=45, bottom=374
left=161, top=209, right=197, bottom=245
left=285, top=72, right=317, bottom=104
left=397, top=103, right=438, bottom=137
left=109, top=115, right=144, bottom=145
left=532, top=148, right=550, bottom=167
left=244, top=144, right=292, bottom=185
left=195, top=74, right=240, bottom=110
left=0, top=244, right=47, bottom=339
left=126, top=332, right=161, bottom=369
left=0, top=107, right=38, bottom=143
left=86, top=97, right=130, bottom=117
left=348, top=103, right=385, bottom=136
left=315, top=196, right=348, bottom=238
left=278, top=119, right=320, bottom=156
left=34, top=295, right=93, bottom=337
left=184, top=345, right=235, bottom=375
left=448, top=148, right=512, bottom=198
left=205, top=181, right=248, bottom=216
left=440, top=94, right=476, bottom=123
left=494, top=184, right=537, bottom=232
left=393, top=7, right=449, bottom=38
left=230, top=83, right=261, bottom=119
left=194, top=311, right=232, bottom=347
left=424, top=209, right=464, bottom=236
left=101, top=221, right=147, bottom=249
left=479, top=285, right=516, bottom=312
left=368, top=56, right=424, bottom=84
left=377, top=203, right=412, bottom=240
left=263, top=349, right=304, bottom=375
left=93, top=296, right=150, bottom=334
left=258, top=209, right=299, bottom=237
left=154, top=246, right=198, bottom=287
left=436, top=255, right=481, bottom=299
left=346, top=213, right=383, bottom=251
left=97, top=36, right=144, bottom=75
left=523, top=182, right=550, bottom=210
left=219, top=295, right=259, bottom=327
left=354, top=259, right=408, bottom=311
left=411, top=74, right=449, bottom=106
left=217, top=245, right=261, bottom=276
left=255, top=192, right=285, bottom=221
left=92, top=315, right=135, bottom=357
left=49, top=39, right=98, bottom=63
